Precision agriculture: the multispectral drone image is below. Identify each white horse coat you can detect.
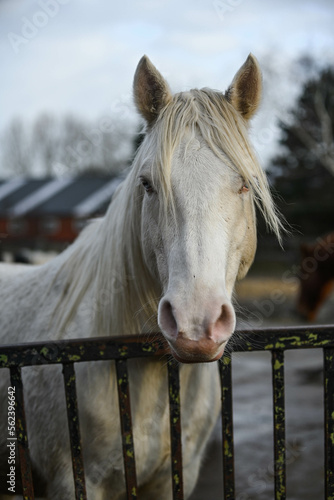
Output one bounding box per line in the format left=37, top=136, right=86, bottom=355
left=0, top=54, right=281, bottom=499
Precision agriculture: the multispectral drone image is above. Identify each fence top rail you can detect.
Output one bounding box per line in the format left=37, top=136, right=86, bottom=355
left=1, top=325, right=334, bottom=369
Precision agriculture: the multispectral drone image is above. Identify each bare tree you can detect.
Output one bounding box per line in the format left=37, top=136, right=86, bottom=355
left=260, top=55, right=334, bottom=176
left=287, top=66, right=334, bottom=176
left=32, top=114, right=59, bottom=176
left=1, top=118, right=32, bottom=175
left=0, top=114, right=135, bottom=177
left=270, top=63, right=334, bottom=236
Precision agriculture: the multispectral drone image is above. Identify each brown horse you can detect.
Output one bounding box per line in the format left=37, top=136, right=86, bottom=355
left=297, top=232, right=334, bottom=321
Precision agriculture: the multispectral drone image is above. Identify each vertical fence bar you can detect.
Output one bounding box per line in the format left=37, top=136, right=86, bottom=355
left=271, top=350, right=286, bottom=500
left=167, top=361, right=184, bottom=500
left=324, top=348, right=334, bottom=498
left=219, top=357, right=235, bottom=500
left=10, top=366, right=35, bottom=500
left=115, top=358, right=138, bottom=500
left=62, top=363, right=87, bottom=500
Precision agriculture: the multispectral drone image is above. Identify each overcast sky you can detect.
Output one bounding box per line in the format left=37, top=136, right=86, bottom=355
left=1, top=0, right=334, bottom=169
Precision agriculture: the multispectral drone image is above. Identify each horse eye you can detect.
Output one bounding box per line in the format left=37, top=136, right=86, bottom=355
left=239, top=181, right=250, bottom=194
left=140, top=178, right=154, bottom=194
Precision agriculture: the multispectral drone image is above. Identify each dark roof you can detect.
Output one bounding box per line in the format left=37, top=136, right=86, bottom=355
left=0, top=175, right=124, bottom=218
left=0, top=179, right=48, bottom=212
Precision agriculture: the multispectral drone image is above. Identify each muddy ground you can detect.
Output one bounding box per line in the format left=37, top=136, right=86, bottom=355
left=189, top=276, right=334, bottom=500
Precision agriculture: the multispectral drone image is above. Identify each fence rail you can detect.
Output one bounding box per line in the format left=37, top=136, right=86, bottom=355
left=1, top=325, right=334, bottom=499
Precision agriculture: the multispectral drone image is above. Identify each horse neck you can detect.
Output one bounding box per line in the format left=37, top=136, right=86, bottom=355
left=94, top=178, right=161, bottom=336
left=47, top=176, right=160, bottom=339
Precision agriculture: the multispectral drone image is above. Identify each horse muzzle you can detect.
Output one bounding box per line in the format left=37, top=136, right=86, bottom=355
left=158, top=296, right=235, bottom=363
left=168, top=335, right=228, bottom=363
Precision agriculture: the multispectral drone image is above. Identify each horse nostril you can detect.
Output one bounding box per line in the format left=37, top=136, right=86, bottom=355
left=221, top=302, right=234, bottom=325
left=209, top=302, right=235, bottom=342
left=158, top=299, right=178, bottom=339
left=220, top=304, right=231, bottom=321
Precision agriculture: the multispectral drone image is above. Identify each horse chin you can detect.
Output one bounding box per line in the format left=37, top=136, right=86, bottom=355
left=168, top=338, right=227, bottom=364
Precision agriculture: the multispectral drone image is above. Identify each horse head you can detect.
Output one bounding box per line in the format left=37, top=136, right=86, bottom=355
left=132, top=55, right=280, bottom=362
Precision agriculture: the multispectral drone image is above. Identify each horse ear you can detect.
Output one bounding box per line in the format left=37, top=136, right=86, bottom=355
left=225, top=54, right=262, bottom=121
left=133, top=55, right=172, bottom=125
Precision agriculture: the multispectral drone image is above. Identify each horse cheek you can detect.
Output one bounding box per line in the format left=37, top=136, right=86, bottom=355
left=141, top=204, right=167, bottom=286
left=237, top=228, right=257, bottom=280
left=236, top=204, right=257, bottom=281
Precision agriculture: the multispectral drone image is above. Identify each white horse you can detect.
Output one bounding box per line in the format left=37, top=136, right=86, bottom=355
left=0, top=54, right=281, bottom=499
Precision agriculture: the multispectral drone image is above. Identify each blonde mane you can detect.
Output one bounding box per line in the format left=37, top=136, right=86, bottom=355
left=50, top=88, right=282, bottom=339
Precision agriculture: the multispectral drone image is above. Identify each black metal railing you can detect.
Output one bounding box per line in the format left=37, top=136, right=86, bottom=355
left=0, top=325, right=334, bottom=499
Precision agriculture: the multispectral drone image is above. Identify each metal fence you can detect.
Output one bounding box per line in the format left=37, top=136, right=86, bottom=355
left=0, top=325, right=334, bottom=500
